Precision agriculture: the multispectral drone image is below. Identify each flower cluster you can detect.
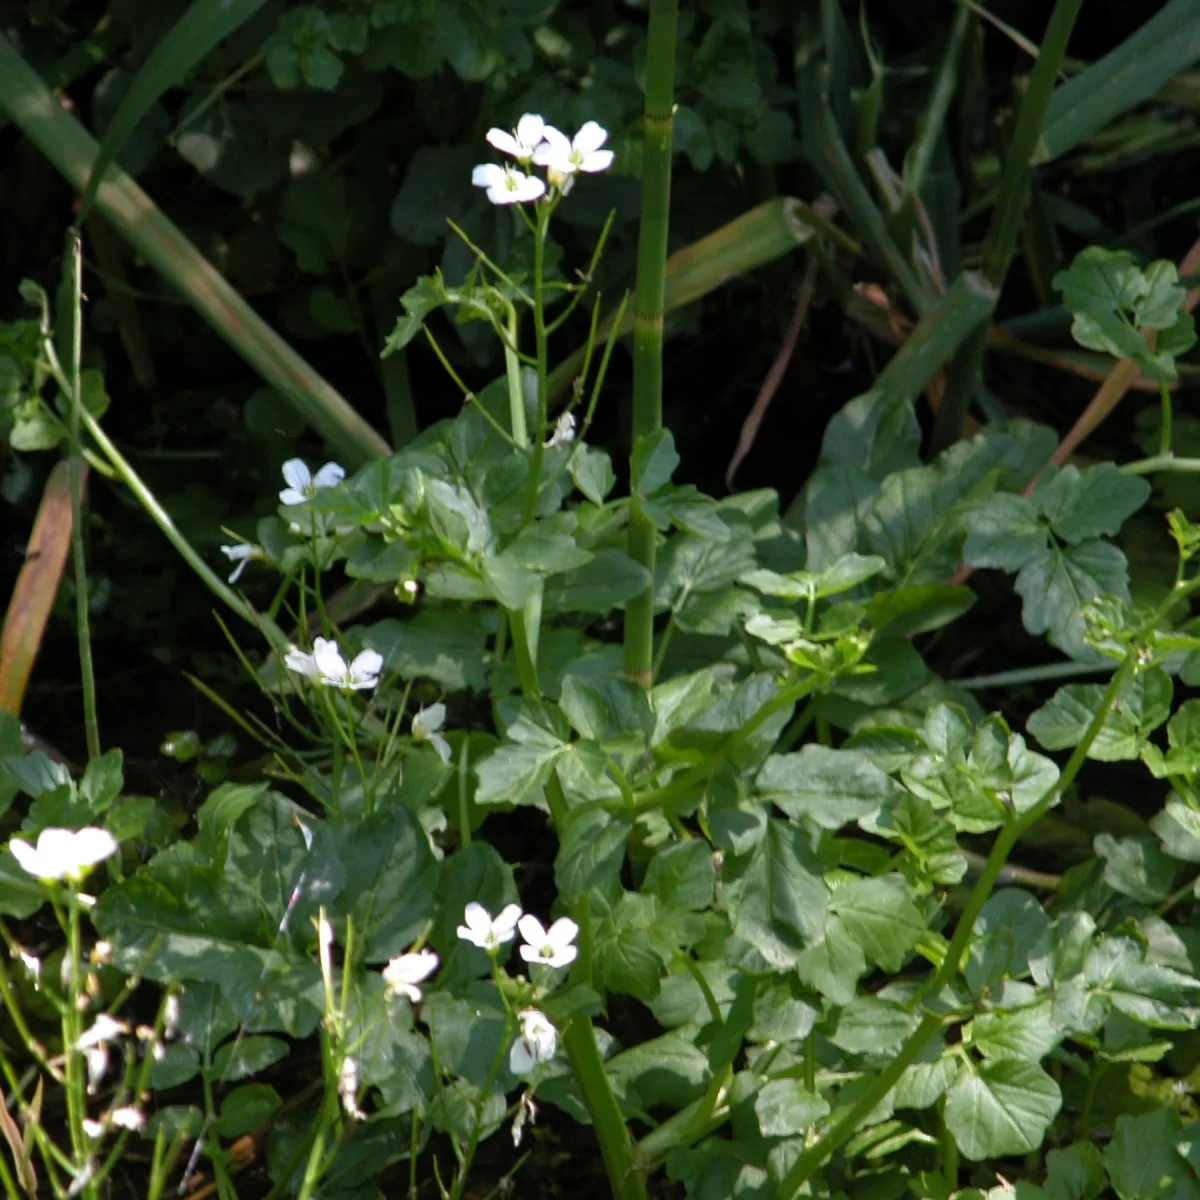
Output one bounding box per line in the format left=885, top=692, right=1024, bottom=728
left=455, top=902, right=579, bottom=1076
left=473, top=113, right=613, bottom=206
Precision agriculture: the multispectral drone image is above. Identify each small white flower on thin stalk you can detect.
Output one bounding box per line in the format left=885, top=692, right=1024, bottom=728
left=82, top=1119, right=104, bottom=1141
left=110, top=1106, right=145, bottom=1133
left=77, top=1014, right=127, bottom=1052
left=546, top=412, right=576, bottom=448
left=518, top=914, right=579, bottom=969
left=220, top=543, right=263, bottom=583
left=457, top=902, right=522, bottom=953
left=338, top=1056, right=364, bottom=1121
left=486, top=113, right=547, bottom=163
left=163, top=993, right=181, bottom=1041
left=279, top=458, right=345, bottom=506
left=472, top=163, right=546, bottom=206
left=412, top=704, right=452, bottom=764
left=382, top=949, right=440, bottom=1003
left=533, top=121, right=614, bottom=193
left=512, top=1092, right=537, bottom=1147
left=10, top=828, right=118, bottom=884
left=16, top=947, right=40, bottom=986
left=84, top=1047, right=109, bottom=1094
left=284, top=637, right=382, bottom=691
left=509, top=1008, right=557, bottom=1076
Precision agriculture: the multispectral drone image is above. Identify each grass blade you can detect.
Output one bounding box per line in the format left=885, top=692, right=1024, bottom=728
left=1042, top=0, right=1200, bottom=161
left=796, top=26, right=927, bottom=315
left=79, top=0, right=269, bottom=222
left=931, top=0, right=1084, bottom=452
left=0, top=461, right=82, bottom=717
left=0, top=32, right=390, bottom=469
left=870, top=271, right=998, bottom=405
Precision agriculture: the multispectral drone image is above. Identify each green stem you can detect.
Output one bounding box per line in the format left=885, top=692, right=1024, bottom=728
left=1122, top=455, right=1200, bottom=476
left=62, top=892, right=91, bottom=1198
left=776, top=651, right=1137, bottom=1199
left=1159, top=379, right=1173, bottom=458
left=520, top=206, right=552, bottom=528
left=74, top=403, right=288, bottom=652
left=930, top=0, right=1084, bottom=453
left=505, top=303, right=528, bottom=447
left=623, top=0, right=677, bottom=689
left=60, top=230, right=101, bottom=762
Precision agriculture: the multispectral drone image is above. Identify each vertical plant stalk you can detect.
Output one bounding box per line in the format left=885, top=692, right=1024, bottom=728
left=930, top=0, right=1084, bottom=453
left=623, top=0, right=678, bottom=688
left=60, top=230, right=101, bottom=761
left=776, top=652, right=1138, bottom=1200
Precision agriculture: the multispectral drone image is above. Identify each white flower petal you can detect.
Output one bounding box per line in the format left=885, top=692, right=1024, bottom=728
left=284, top=649, right=320, bottom=679
left=281, top=459, right=311, bottom=495
left=493, top=903, right=523, bottom=941
left=517, top=914, right=547, bottom=947
left=580, top=148, right=614, bottom=173
left=537, top=126, right=571, bottom=157
left=429, top=732, right=452, bottom=764
left=573, top=121, right=608, bottom=157
left=547, top=917, right=580, bottom=949
left=472, top=162, right=506, bottom=189
left=516, top=113, right=546, bottom=148
left=9, top=840, right=39, bottom=877
left=312, top=462, right=345, bottom=490
left=312, top=639, right=348, bottom=685
left=348, top=649, right=383, bottom=687
left=486, top=129, right=522, bottom=157
left=510, top=1035, right=537, bottom=1076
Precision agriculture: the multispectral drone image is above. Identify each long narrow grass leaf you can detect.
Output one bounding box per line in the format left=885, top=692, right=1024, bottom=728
left=1042, top=0, right=1200, bottom=161
left=79, top=0, right=269, bottom=222
left=0, top=32, right=390, bottom=468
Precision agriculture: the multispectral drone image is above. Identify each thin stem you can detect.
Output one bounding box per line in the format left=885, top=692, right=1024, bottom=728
left=623, top=0, right=677, bottom=689
left=1159, top=379, right=1173, bottom=457
left=520, top=205, right=552, bottom=528
left=1122, top=455, right=1200, bottom=476
left=776, top=651, right=1138, bottom=1199
left=505, top=303, right=528, bottom=446
left=61, top=230, right=100, bottom=760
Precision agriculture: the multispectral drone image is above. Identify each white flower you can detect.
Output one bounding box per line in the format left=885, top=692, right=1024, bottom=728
left=220, top=543, right=263, bottom=584
left=509, top=1009, right=556, bottom=1075
left=285, top=637, right=382, bottom=691
left=546, top=412, right=576, bottom=448
left=457, top=902, right=522, bottom=953
left=412, top=704, right=451, bottom=764
left=82, top=1119, right=104, bottom=1141
left=16, top=948, right=40, bottom=986
left=518, top=914, right=579, bottom=969
left=10, top=827, right=118, bottom=884
left=486, top=113, right=547, bottom=163
left=279, top=458, right=345, bottom=506
left=338, top=1056, right=364, bottom=1121
left=382, top=949, right=440, bottom=1003
left=84, top=1047, right=109, bottom=1094
left=512, top=1092, right=537, bottom=1147
left=472, top=163, right=546, bottom=206
left=110, top=1106, right=145, bottom=1133
left=163, top=993, right=181, bottom=1040
left=533, top=121, right=613, bottom=192
left=77, top=1014, right=127, bottom=1051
